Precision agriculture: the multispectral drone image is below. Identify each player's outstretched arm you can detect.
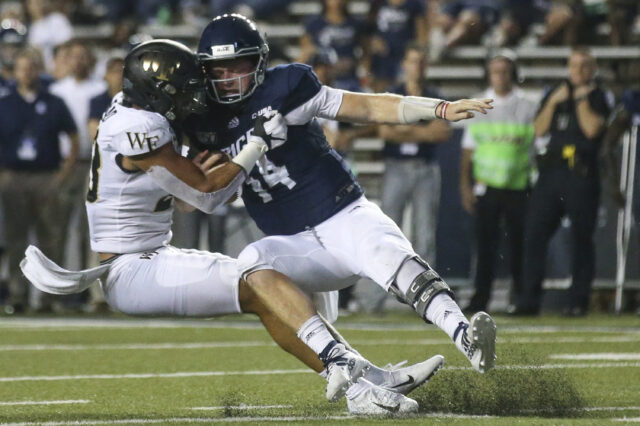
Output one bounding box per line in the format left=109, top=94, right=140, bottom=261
left=335, top=91, right=493, bottom=124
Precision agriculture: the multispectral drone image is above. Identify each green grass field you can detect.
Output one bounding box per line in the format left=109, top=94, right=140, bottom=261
left=1, top=311, right=639, bottom=425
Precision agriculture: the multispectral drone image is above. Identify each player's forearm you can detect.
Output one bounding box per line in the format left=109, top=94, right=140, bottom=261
left=575, top=100, right=605, bottom=139
left=337, top=92, right=444, bottom=124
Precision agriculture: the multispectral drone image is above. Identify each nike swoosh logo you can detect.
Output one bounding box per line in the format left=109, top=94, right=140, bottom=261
left=391, top=375, right=415, bottom=389
left=373, top=401, right=400, bottom=413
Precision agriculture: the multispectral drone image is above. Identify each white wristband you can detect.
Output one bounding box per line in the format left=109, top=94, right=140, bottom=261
left=397, top=96, right=445, bottom=123
left=231, top=136, right=268, bottom=173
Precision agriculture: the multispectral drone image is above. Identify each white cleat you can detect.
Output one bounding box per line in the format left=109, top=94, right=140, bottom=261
left=325, top=344, right=370, bottom=402
left=347, top=378, right=419, bottom=415
left=461, top=311, right=497, bottom=373
left=378, top=355, right=445, bottom=395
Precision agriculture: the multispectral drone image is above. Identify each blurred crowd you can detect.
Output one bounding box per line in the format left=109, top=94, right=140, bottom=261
left=0, top=0, right=639, bottom=316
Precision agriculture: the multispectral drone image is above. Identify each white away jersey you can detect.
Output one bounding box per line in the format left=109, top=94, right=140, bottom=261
left=86, top=103, right=177, bottom=253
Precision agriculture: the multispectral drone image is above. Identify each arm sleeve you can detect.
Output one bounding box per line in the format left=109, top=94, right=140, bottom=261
left=146, top=165, right=244, bottom=214
left=284, top=85, right=344, bottom=125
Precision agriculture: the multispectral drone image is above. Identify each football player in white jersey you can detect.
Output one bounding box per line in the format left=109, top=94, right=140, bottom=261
left=21, top=40, right=446, bottom=415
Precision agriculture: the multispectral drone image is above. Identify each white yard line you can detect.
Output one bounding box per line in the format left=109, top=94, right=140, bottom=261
left=0, top=342, right=274, bottom=351
left=550, top=353, right=640, bottom=361
left=3, top=362, right=640, bottom=383
left=0, top=400, right=90, bottom=406
left=614, top=418, right=640, bottom=422
left=3, top=335, right=640, bottom=352
left=190, top=405, right=293, bottom=410
left=0, top=413, right=503, bottom=426
left=0, top=369, right=312, bottom=383
left=0, top=416, right=354, bottom=425
left=1, top=318, right=639, bottom=334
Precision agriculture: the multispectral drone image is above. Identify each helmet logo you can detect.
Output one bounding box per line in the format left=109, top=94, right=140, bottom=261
left=210, top=44, right=236, bottom=58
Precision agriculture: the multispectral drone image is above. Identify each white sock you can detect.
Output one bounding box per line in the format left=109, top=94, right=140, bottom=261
left=425, top=293, right=469, bottom=340
left=297, top=315, right=336, bottom=355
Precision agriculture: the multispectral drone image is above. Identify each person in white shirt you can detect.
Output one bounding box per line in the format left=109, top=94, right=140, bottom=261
left=50, top=39, right=107, bottom=272
left=26, top=0, right=72, bottom=71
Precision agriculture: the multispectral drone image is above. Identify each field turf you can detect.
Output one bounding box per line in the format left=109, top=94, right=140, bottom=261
left=1, top=311, right=639, bottom=425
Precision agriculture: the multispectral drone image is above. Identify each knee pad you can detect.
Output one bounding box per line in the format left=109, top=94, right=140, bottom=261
left=390, top=256, right=455, bottom=321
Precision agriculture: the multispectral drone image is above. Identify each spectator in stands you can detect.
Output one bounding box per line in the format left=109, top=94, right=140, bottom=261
left=0, top=48, right=78, bottom=314
left=438, top=0, right=500, bottom=48
left=366, top=0, right=429, bottom=92
left=0, top=19, right=28, bottom=83
left=460, top=51, right=537, bottom=313
left=50, top=42, right=72, bottom=81
left=50, top=40, right=106, bottom=275
left=379, top=43, right=451, bottom=271
left=608, top=0, right=639, bottom=46
left=493, top=0, right=546, bottom=47
left=26, top=0, right=73, bottom=71
left=88, top=57, right=124, bottom=141
left=207, top=0, right=296, bottom=20
left=512, top=47, right=612, bottom=316
left=298, top=0, right=365, bottom=90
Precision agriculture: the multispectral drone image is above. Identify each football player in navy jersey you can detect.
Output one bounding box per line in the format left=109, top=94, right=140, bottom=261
left=184, top=14, right=497, bottom=410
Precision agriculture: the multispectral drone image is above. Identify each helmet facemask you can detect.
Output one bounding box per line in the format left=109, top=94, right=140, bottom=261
left=199, top=48, right=267, bottom=105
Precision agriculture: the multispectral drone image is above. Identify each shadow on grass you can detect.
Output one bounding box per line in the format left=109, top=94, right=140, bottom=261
left=415, top=346, right=585, bottom=417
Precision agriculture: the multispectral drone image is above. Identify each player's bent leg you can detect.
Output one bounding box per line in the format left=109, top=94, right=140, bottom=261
left=237, top=274, right=324, bottom=373
left=391, top=256, right=497, bottom=373
left=241, top=269, right=369, bottom=402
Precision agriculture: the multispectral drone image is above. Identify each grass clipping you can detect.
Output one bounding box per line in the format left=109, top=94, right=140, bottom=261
left=415, top=347, right=585, bottom=417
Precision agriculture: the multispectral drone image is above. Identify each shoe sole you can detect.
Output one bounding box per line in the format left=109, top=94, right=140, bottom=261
left=469, top=311, right=497, bottom=373
left=395, top=355, right=445, bottom=396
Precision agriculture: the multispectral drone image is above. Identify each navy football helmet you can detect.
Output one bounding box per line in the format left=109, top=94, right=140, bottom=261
left=123, top=39, right=207, bottom=121
left=197, top=14, right=269, bottom=104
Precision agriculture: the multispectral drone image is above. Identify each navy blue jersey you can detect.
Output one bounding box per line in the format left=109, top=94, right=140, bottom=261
left=182, top=63, right=363, bottom=236
left=383, top=84, right=441, bottom=162
left=0, top=87, right=76, bottom=170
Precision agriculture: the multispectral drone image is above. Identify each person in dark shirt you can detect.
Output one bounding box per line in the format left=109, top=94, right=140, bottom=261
left=88, top=57, right=124, bottom=143
left=511, top=47, right=612, bottom=316
left=367, top=0, right=428, bottom=91
left=379, top=42, right=451, bottom=279
left=298, top=0, right=365, bottom=90
left=0, top=47, right=79, bottom=314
